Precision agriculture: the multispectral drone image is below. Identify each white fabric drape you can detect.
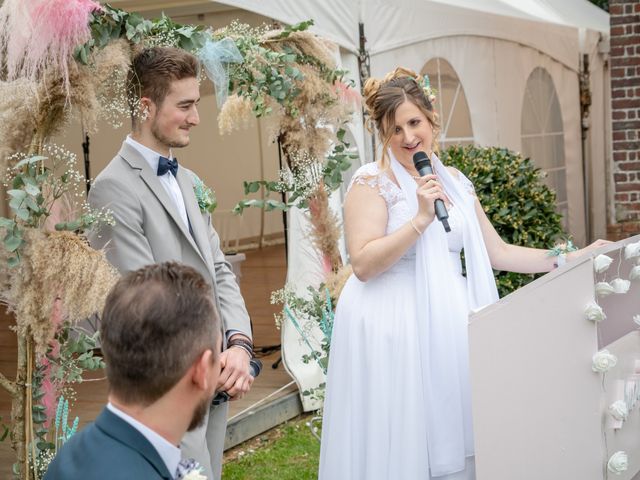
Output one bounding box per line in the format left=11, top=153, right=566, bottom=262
left=389, top=151, right=498, bottom=476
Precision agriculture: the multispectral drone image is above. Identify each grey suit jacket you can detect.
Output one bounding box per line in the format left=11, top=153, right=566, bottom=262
left=88, top=141, right=251, bottom=338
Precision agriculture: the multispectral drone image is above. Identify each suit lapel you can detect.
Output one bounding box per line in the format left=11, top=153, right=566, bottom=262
left=95, top=408, right=173, bottom=479
left=118, top=143, right=206, bottom=265
left=176, top=169, right=215, bottom=269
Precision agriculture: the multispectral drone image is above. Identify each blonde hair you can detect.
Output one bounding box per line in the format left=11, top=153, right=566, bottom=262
left=363, top=67, right=440, bottom=168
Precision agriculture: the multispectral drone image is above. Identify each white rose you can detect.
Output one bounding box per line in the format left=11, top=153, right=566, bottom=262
left=608, top=400, right=629, bottom=421
left=184, top=471, right=208, bottom=480
left=607, top=451, right=628, bottom=475
left=596, top=282, right=615, bottom=297
left=611, top=278, right=631, bottom=294
left=594, top=254, right=614, bottom=273
left=592, top=349, right=618, bottom=373
left=584, top=302, right=606, bottom=323
left=630, top=265, right=640, bottom=281
left=634, top=315, right=640, bottom=327
left=625, top=241, right=640, bottom=260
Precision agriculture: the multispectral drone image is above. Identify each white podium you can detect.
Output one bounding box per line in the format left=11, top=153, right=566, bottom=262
left=470, top=236, right=640, bottom=480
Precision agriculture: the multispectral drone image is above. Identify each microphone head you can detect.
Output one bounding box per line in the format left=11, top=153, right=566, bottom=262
left=412, top=151, right=431, bottom=171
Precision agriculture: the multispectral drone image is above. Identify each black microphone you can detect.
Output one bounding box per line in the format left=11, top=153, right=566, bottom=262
left=412, top=151, right=451, bottom=233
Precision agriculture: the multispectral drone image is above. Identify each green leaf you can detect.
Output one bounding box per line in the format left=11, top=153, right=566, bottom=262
left=0, top=217, right=15, bottom=228
left=7, top=256, right=20, bottom=268
left=15, top=208, right=29, bottom=221
left=4, top=234, right=23, bottom=252
left=244, top=181, right=261, bottom=194
left=14, top=155, right=46, bottom=169
left=7, top=189, right=27, bottom=201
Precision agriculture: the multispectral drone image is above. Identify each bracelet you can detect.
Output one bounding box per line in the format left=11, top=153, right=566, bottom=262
left=228, top=338, right=254, bottom=358
left=409, top=218, right=423, bottom=235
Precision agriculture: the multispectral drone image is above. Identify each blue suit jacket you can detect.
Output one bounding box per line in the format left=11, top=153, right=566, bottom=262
left=44, top=407, right=173, bottom=480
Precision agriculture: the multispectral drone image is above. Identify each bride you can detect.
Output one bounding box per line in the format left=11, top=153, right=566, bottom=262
left=318, top=67, right=608, bottom=479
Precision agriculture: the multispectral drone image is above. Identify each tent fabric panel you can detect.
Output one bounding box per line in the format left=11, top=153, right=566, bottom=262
left=362, top=0, right=580, bottom=72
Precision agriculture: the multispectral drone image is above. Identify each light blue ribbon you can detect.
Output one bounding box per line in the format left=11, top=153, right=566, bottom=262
left=198, top=38, right=243, bottom=108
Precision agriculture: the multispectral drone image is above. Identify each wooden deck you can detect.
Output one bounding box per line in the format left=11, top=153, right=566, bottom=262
left=0, top=245, right=294, bottom=477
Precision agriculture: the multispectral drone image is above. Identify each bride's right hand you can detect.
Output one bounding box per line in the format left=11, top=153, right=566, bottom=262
left=414, top=174, right=449, bottom=231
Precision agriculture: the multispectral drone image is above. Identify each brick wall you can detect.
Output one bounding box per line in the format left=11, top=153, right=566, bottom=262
left=608, top=0, right=640, bottom=241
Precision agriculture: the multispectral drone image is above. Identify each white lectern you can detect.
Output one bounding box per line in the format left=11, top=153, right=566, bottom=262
left=470, top=235, right=640, bottom=480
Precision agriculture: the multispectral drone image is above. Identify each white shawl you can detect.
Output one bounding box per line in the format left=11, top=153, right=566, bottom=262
left=390, top=151, right=498, bottom=476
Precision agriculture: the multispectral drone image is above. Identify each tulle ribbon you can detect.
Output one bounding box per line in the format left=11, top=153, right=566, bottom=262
left=198, top=38, right=243, bottom=108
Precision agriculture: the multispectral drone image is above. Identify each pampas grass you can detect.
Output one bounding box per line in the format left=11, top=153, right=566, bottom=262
left=0, top=0, right=101, bottom=93
left=7, top=230, right=118, bottom=356
left=0, top=79, right=38, bottom=165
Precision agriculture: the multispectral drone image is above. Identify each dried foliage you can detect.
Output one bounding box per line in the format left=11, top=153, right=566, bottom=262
left=75, top=39, right=133, bottom=131
left=218, top=94, right=255, bottom=135
left=0, top=79, right=38, bottom=165
left=307, top=185, right=342, bottom=273
left=6, top=230, right=118, bottom=356
left=325, top=264, right=353, bottom=302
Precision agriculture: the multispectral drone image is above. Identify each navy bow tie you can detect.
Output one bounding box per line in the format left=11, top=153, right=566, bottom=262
left=157, top=156, right=178, bottom=177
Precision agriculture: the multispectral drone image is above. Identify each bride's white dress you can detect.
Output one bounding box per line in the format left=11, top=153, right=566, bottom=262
left=319, top=162, right=477, bottom=480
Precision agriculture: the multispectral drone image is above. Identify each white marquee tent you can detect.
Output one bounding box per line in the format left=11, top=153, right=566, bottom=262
left=51, top=0, right=612, bottom=409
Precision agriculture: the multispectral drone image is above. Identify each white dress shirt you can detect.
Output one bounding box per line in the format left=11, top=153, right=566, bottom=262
left=125, top=136, right=190, bottom=229
left=107, top=402, right=181, bottom=477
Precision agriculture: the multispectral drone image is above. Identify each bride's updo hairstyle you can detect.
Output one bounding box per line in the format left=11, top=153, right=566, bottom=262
left=363, top=67, right=440, bottom=168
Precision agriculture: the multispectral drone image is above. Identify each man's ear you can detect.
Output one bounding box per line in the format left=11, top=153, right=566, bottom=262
left=139, top=97, right=154, bottom=118
left=192, top=349, right=214, bottom=391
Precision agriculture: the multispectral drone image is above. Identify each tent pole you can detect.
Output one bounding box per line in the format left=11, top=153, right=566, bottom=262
left=579, top=53, right=592, bottom=243
left=358, top=22, right=375, bottom=162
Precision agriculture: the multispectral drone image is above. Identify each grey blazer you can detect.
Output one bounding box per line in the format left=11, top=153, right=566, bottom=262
left=88, top=141, right=251, bottom=339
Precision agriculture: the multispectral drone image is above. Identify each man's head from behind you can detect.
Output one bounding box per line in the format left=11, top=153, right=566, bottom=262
left=100, top=262, right=220, bottom=430
left=128, top=47, right=201, bottom=151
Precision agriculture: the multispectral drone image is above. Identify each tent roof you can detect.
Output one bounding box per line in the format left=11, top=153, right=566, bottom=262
left=108, top=0, right=609, bottom=67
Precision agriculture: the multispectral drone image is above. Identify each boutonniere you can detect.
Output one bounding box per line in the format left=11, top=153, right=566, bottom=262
left=191, top=173, right=217, bottom=213
left=183, top=469, right=208, bottom=480
left=176, top=459, right=207, bottom=480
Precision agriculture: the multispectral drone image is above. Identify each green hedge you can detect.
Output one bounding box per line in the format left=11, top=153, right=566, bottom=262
left=442, top=145, right=565, bottom=297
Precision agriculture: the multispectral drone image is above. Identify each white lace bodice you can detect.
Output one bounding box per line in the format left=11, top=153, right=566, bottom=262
left=347, top=162, right=476, bottom=270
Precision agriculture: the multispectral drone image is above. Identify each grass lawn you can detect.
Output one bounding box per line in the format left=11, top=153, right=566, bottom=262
left=222, top=415, right=321, bottom=480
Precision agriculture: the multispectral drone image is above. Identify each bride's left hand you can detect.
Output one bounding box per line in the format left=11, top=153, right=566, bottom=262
left=568, top=239, right=613, bottom=261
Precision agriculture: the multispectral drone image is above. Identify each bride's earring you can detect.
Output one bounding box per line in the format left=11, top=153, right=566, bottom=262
left=141, top=107, right=149, bottom=122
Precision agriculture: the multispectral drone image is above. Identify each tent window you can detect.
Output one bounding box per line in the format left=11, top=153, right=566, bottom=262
left=520, top=67, right=567, bottom=227
left=421, top=58, right=473, bottom=150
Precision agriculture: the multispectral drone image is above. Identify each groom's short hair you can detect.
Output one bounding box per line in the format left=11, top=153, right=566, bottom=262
left=100, top=262, right=220, bottom=405
left=128, top=46, right=200, bottom=117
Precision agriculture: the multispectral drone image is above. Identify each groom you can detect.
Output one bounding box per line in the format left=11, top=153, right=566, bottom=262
left=88, top=46, right=253, bottom=479
left=45, top=262, right=222, bottom=479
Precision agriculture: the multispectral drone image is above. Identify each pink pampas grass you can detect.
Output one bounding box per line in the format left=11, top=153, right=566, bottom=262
left=0, top=0, right=101, bottom=91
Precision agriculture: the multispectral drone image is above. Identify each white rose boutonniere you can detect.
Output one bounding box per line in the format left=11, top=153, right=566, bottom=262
left=183, top=470, right=208, bottom=480
left=608, top=401, right=629, bottom=421
left=607, top=451, right=628, bottom=475
left=596, top=282, right=615, bottom=297
left=191, top=173, right=217, bottom=213
left=584, top=302, right=606, bottom=323
left=594, top=254, right=614, bottom=273
left=592, top=349, right=618, bottom=373
left=611, top=278, right=631, bottom=294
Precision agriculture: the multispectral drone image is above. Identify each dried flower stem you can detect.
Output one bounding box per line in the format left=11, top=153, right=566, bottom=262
left=0, top=371, right=17, bottom=396
left=12, top=333, right=28, bottom=479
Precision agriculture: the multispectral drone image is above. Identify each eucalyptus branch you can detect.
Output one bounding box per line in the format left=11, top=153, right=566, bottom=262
left=0, top=372, right=17, bottom=397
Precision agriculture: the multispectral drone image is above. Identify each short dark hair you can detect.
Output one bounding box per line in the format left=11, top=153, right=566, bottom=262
left=100, top=262, right=220, bottom=405
left=128, top=46, right=200, bottom=116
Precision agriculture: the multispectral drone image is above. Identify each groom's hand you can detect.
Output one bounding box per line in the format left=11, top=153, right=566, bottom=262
left=217, top=335, right=254, bottom=400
